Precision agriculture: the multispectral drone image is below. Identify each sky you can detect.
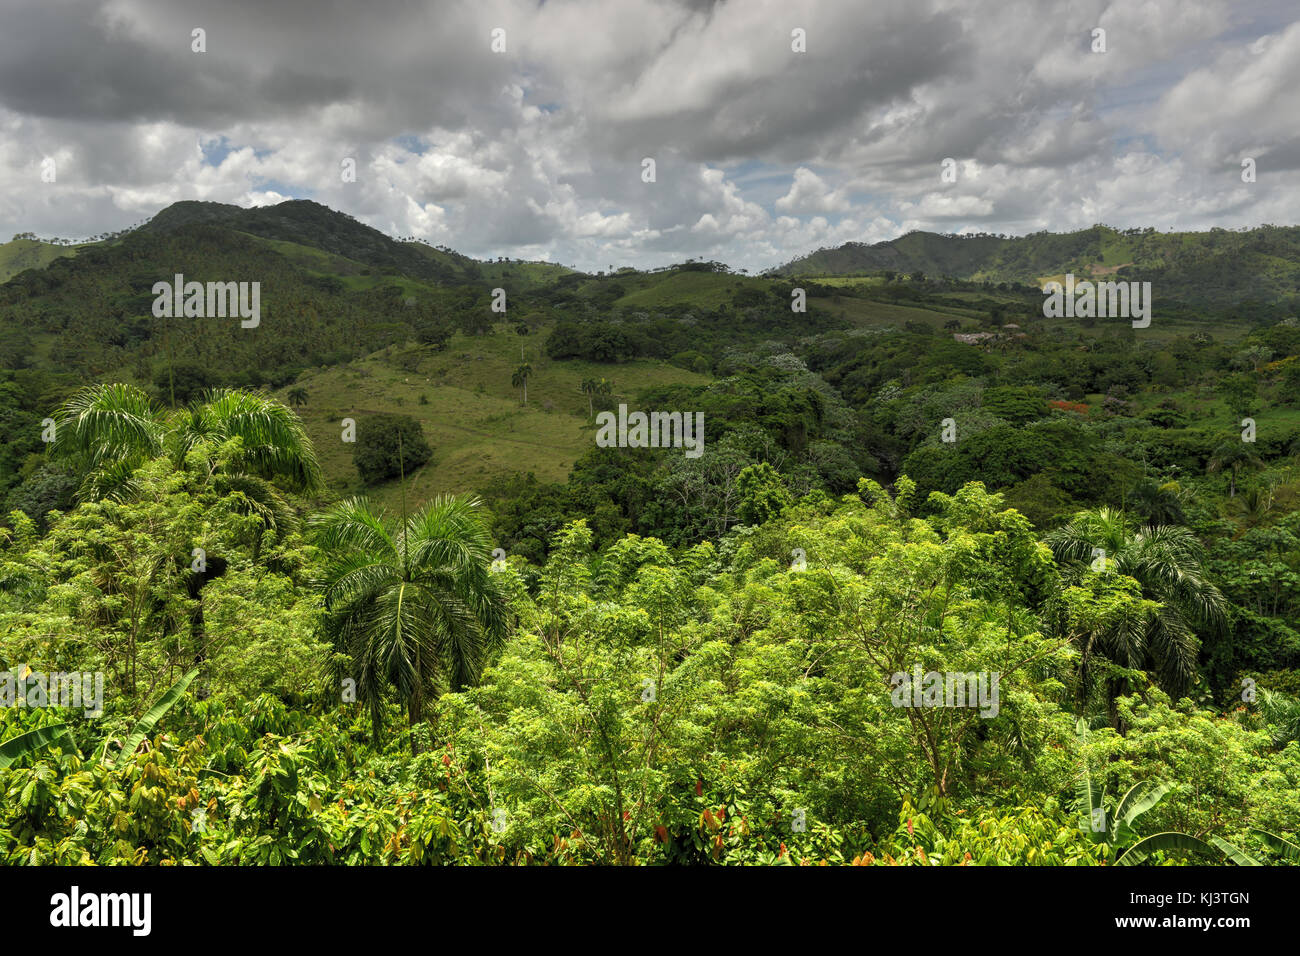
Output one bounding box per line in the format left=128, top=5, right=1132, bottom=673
left=2, top=0, right=1299, bottom=273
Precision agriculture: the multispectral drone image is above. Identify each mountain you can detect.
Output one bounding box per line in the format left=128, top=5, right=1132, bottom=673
left=771, top=224, right=1300, bottom=310
left=0, top=199, right=591, bottom=384
left=0, top=199, right=703, bottom=511
left=3, top=199, right=580, bottom=288
left=139, top=199, right=485, bottom=283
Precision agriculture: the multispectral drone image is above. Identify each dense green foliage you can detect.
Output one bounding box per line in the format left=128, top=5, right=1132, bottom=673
left=1, top=201, right=1298, bottom=865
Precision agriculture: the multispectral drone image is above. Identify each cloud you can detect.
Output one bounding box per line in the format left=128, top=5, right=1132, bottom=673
left=0, top=0, right=1296, bottom=271
left=776, top=167, right=851, bottom=215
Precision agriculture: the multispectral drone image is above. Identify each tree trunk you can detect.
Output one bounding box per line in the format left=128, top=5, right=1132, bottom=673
left=408, top=693, right=423, bottom=755
left=408, top=644, right=424, bottom=755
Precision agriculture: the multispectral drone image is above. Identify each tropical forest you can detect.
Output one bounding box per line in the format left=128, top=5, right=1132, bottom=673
left=0, top=203, right=1298, bottom=868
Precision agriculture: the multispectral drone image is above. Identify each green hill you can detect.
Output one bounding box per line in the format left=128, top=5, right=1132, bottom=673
left=773, top=224, right=1300, bottom=310
left=0, top=238, right=79, bottom=284
left=141, top=199, right=479, bottom=283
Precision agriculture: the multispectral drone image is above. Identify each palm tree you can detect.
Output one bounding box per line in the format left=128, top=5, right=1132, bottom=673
left=51, top=383, right=323, bottom=503
left=1258, top=689, right=1300, bottom=749
left=311, top=495, right=508, bottom=752
left=579, top=378, right=610, bottom=418
left=48, top=383, right=166, bottom=500
left=1128, top=480, right=1186, bottom=526
left=1047, top=508, right=1226, bottom=721
left=1207, top=441, right=1264, bottom=499
left=51, top=385, right=325, bottom=692
left=1232, top=483, right=1276, bottom=527
left=169, top=388, right=323, bottom=495
left=287, top=386, right=309, bottom=408
left=512, top=363, right=532, bottom=405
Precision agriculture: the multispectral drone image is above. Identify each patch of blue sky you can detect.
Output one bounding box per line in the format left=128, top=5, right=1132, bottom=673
left=199, top=136, right=234, bottom=167
left=393, top=134, right=428, bottom=154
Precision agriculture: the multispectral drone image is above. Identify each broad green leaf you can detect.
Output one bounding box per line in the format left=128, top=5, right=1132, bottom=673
left=1118, top=832, right=1218, bottom=866
left=1209, top=835, right=1260, bottom=866
left=0, top=723, right=72, bottom=769
left=1116, top=780, right=1170, bottom=830
left=108, top=668, right=199, bottom=768
left=1252, top=829, right=1300, bottom=863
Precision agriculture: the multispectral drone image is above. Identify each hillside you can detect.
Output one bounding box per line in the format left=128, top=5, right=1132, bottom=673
left=773, top=224, right=1300, bottom=310
left=141, top=199, right=488, bottom=283
left=0, top=237, right=79, bottom=284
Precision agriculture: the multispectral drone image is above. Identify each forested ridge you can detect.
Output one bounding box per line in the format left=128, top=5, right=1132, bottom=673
left=1, top=201, right=1298, bottom=866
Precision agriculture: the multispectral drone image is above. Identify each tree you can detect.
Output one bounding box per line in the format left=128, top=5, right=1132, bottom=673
left=48, top=388, right=325, bottom=698
left=578, top=377, right=612, bottom=419
left=1219, top=373, right=1257, bottom=419
left=512, top=363, right=532, bottom=405
left=153, top=363, right=215, bottom=406
left=311, top=495, right=508, bottom=751
left=51, top=383, right=323, bottom=503
left=287, top=387, right=309, bottom=408
left=1047, top=508, right=1227, bottom=713
left=1128, top=480, right=1187, bottom=526
left=412, top=307, right=453, bottom=351
left=1072, top=719, right=1283, bottom=865
left=1075, top=757, right=1226, bottom=864
left=982, top=386, right=1047, bottom=425
left=1258, top=689, right=1300, bottom=749
left=735, top=462, right=791, bottom=525
left=1207, top=441, right=1264, bottom=499
left=351, top=413, right=432, bottom=485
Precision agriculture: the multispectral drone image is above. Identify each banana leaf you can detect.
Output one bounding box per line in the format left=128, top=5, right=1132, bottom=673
left=1116, top=781, right=1170, bottom=831
left=1118, top=832, right=1218, bottom=866
left=0, top=723, right=73, bottom=769
left=107, top=668, right=199, bottom=768
left=1252, top=829, right=1300, bottom=863
left=1210, top=835, right=1261, bottom=866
